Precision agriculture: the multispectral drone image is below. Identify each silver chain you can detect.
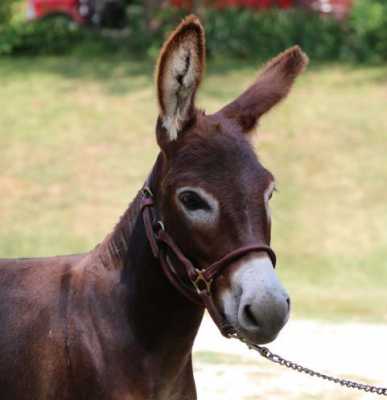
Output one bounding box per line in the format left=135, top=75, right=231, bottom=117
left=247, top=342, right=387, bottom=396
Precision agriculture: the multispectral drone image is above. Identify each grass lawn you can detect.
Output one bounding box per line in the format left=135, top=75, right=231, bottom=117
left=0, top=55, right=386, bottom=322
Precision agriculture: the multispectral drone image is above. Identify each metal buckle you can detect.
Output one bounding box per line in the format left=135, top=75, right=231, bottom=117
left=153, top=220, right=165, bottom=232
left=152, top=220, right=165, bottom=242
left=192, top=269, right=212, bottom=295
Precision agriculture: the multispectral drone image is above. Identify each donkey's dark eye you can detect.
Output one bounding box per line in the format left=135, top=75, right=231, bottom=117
left=178, top=191, right=210, bottom=211
left=268, top=187, right=278, bottom=200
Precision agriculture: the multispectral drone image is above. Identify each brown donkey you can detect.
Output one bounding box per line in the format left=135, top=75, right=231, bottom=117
left=0, top=16, right=307, bottom=400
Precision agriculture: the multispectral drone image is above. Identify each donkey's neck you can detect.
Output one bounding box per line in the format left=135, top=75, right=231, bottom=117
left=97, top=153, right=163, bottom=270
left=97, top=188, right=144, bottom=269
left=93, top=159, right=204, bottom=396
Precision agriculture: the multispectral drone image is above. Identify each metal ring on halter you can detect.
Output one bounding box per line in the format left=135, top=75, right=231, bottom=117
left=153, top=220, right=165, bottom=233
left=192, top=269, right=213, bottom=295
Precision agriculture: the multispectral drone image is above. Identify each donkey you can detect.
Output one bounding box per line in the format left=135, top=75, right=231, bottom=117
left=0, top=15, right=307, bottom=400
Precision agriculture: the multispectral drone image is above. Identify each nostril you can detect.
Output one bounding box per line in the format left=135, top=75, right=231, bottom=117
left=286, top=297, right=291, bottom=310
left=243, top=304, right=260, bottom=328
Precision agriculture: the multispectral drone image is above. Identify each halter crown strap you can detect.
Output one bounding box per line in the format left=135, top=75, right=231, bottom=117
left=140, top=186, right=277, bottom=337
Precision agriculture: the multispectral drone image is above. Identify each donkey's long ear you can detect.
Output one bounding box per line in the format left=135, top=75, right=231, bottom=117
left=156, top=15, right=205, bottom=143
left=217, top=46, right=308, bottom=134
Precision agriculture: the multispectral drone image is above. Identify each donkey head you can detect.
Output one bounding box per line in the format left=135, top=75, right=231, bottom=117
left=153, top=16, right=308, bottom=345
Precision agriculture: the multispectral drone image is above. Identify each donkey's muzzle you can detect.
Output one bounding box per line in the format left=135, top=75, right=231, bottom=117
left=221, top=252, right=290, bottom=345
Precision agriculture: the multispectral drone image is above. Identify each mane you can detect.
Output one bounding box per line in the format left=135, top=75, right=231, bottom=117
left=96, top=189, right=144, bottom=268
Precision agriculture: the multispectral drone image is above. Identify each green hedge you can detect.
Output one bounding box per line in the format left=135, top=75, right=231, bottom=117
left=1, top=0, right=387, bottom=63
left=0, top=18, right=90, bottom=55
left=0, top=0, right=17, bottom=26
left=204, top=8, right=344, bottom=61
left=348, top=0, right=387, bottom=62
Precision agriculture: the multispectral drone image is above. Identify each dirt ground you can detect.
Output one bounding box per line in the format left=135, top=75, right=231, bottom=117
left=193, top=316, right=387, bottom=400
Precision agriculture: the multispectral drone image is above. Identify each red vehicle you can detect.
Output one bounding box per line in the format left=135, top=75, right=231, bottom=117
left=27, top=0, right=86, bottom=23
left=27, top=0, right=352, bottom=25
left=27, top=0, right=126, bottom=27
left=170, top=0, right=352, bottom=18
left=170, top=0, right=292, bottom=9
left=210, top=0, right=293, bottom=8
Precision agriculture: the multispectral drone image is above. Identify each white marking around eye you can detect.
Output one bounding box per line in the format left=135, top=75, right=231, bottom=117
left=263, top=180, right=276, bottom=225
left=175, top=186, right=219, bottom=226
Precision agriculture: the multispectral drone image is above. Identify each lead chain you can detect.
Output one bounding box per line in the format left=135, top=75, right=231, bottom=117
left=234, top=335, right=387, bottom=396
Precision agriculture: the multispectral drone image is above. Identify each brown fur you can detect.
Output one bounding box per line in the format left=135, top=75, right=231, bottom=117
left=0, top=15, right=307, bottom=400
left=218, top=45, right=308, bottom=132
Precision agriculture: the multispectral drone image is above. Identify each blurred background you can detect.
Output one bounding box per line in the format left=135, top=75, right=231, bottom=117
left=0, top=0, right=386, bottom=398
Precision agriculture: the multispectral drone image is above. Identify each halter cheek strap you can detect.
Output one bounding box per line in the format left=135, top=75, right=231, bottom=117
left=140, top=187, right=276, bottom=338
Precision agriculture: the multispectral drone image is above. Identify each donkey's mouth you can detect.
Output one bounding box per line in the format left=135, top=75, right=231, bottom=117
left=222, top=305, right=282, bottom=345
left=223, top=303, right=286, bottom=345
left=234, top=323, right=281, bottom=346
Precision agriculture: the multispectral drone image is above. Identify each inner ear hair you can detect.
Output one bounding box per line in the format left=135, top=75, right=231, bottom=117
left=155, top=15, right=205, bottom=141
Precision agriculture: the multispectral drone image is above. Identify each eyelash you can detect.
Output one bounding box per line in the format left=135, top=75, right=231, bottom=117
left=269, top=186, right=278, bottom=200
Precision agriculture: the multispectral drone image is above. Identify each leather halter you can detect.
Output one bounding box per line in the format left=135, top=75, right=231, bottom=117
left=140, top=186, right=277, bottom=337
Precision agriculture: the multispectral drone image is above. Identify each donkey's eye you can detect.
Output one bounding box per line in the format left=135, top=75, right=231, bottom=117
left=178, top=191, right=210, bottom=211
left=269, top=187, right=278, bottom=200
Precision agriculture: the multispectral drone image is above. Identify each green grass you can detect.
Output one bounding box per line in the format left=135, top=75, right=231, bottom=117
left=0, top=55, right=386, bottom=322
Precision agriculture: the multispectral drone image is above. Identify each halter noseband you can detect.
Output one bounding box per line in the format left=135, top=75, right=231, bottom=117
left=141, top=186, right=277, bottom=337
